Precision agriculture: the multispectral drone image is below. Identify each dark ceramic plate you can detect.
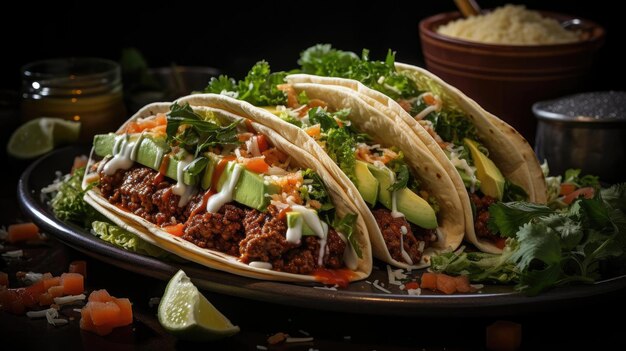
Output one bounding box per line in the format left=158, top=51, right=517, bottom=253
left=17, top=146, right=626, bottom=316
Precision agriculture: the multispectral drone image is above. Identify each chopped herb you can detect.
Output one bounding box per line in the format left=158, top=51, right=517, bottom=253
left=166, top=102, right=240, bottom=157
left=333, top=213, right=362, bottom=258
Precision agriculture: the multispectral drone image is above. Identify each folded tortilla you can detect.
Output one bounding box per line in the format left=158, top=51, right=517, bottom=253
left=285, top=67, right=547, bottom=254
left=83, top=100, right=372, bottom=283
left=179, top=86, right=466, bottom=269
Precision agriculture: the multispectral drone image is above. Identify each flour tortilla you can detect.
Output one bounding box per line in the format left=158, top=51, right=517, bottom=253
left=83, top=100, right=372, bottom=282
left=179, top=88, right=466, bottom=269
left=286, top=68, right=546, bottom=254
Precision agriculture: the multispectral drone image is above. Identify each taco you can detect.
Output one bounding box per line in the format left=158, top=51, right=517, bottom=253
left=195, top=67, right=466, bottom=268
left=292, top=45, right=547, bottom=253
left=82, top=99, right=372, bottom=283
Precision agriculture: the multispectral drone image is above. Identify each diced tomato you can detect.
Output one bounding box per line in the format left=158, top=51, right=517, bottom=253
left=113, top=298, right=133, bottom=326
left=151, top=125, right=167, bottom=135
left=48, top=285, right=64, bottom=298
left=155, top=113, right=167, bottom=126
left=454, top=275, right=472, bottom=293
left=80, top=306, right=95, bottom=331
left=89, top=301, right=121, bottom=326
left=137, top=119, right=157, bottom=131
left=560, top=183, right=577, bottom=196
left=307, top=99, right=328, bottom=109
left=163, top=224, right=184, bottom=237
left=244, top=119, right=255, bottom=133
left=81, top=289, right=133, bottom=335
left=69, top=260, right=87, bottom=278
left=277, top=84, right=299, bottom=108
left=563, top=187, right=595, bottom=205
left=404, top=281, right=419, bottom=290
left=125, top=122, right=141, bottom=134
left=436, top=274, right=458, bottom=294
left=305, top=124, right=321, bottom=138
left=38, top=292, right=54, bottom=306
left=420, top=273, right=438, bottom=290
left=71, top=156, right=88, bottom=174
left=495, top=238, right=507, bottom=250
left=245, top=157, right=270, bottom=174
left=89, top=289, right=113, bottom=303
left=256, top=135, right=269, bottom=152
left=6, top=222, right=40, bottom=243
left=0, top=272, right=8, bottom=287
left=15, top=287, right=38, bottom=307
left=423, top=94, right=436, bottom=106
left=26, top=280, right=46, bottom=296
left=61, top=273, right=84, bottom=295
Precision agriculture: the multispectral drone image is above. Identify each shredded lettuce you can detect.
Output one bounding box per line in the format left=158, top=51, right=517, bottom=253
left=49, top=167, right=105, bottom=228
left=332, top=213, right=362, bottom=258
left=91, top=221, right=171, bottom=259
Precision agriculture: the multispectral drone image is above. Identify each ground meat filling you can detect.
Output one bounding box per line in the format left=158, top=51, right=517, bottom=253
left=182, top=204, right=245, bottom=256
left=98, top=166, right=345, bottom=273
left=239, top=205, right=345, bottom=274
left=471, top=193, right=499, bottom=242
left=99, top=166, right=197, bottom=226
left=372, top=208, right=436, bottom=264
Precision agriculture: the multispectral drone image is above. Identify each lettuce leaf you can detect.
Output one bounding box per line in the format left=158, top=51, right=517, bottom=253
left=49, top=167, right=106, bottom=228
left=91, top=221, right=171, bottom=259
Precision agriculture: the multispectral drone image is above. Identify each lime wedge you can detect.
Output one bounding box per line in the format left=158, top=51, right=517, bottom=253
left=158, top=270, right=240, bottom=341
left=7, top=118, right=81, bottom=159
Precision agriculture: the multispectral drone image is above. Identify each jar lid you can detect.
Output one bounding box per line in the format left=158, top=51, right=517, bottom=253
left=533, top=91, right=626, bottom=123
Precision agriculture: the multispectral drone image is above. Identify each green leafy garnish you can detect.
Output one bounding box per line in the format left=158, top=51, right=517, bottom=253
left=298, top=44, right=419, bottom=100
left=326, top=127, right=357, bottom=183
left=332, top=213, right=362, bottom=258
left=434, top=183, right=626, bottom=295
left=166, top=102, right=240, bottom=157
left=204, top=61, right=288, bottom=106
left=502, top=180, right=528, bottom=202
left=299, top=169, right=334, bottom=213
left=563, top=168, right=600, bottom=189
left=387, top=163, right=409, bottom=192
left=91, top=221, right=171, bottom=258
left=488, top=202, right=555, bottom=238
left=49, top=167, right=106, bottom=228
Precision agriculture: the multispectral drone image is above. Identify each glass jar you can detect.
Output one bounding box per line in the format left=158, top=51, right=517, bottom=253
left=21, top=58, right=127, bottom=142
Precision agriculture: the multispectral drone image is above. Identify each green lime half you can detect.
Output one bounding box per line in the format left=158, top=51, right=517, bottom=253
left=158, top=270, right=240, bottom=341
left=7, top=118, right=81, bottom=159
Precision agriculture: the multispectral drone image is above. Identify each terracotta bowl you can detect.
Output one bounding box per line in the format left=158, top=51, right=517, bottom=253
left=419, top=11, right=605, bottom=142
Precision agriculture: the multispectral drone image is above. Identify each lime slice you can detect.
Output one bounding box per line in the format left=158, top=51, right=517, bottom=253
left=7, top=118, right=81, bottom=159
left=158, top=270, right=240, bottom=341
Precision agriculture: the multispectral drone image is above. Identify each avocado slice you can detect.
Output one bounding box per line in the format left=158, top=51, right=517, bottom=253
left=355, top=160, right=379, bottom=207
left=202, top=154, right=280, bottom=211
left=396, top=188, right=438, bottom=229
left=367, top=164, right=393, bottom=208
left=94, top=133, right=280, bottom=211
left=367, top=163, right=437, bottom=229
left=464, top=139, right=505, bottom=200
left=93, top=133, right=202, bottom=185
left=286, top=211, right=315, bottom=236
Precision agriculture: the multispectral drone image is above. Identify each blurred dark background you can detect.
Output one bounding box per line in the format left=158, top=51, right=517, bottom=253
left=0, top=0, right=622, bottom=90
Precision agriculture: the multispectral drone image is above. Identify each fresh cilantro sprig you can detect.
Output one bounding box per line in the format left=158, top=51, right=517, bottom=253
left=298, top=44, right=419, bottom=100
left=432, top=183, right=626, bottom=295
left=204, top=61, right=288, bottom=106
left=166, top=102, right=240, bottom=157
